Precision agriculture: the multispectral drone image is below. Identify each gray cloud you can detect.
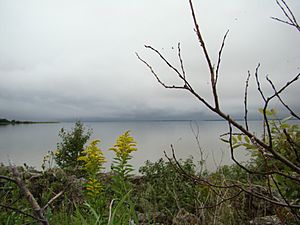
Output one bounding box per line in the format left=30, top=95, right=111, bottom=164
left=0, top=0, right=299, bottom=121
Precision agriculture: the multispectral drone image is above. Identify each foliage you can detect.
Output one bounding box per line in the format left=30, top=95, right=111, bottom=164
left=110, top=130, right=137, bottom=194
left=2, top=120, right=299, bottom=224
left=109, top=130, right=139, bottom=224
left=135, top=157, right=257, bottom=224
left=41, top=150, right=56, bottom=171
left=0, top=157, right=283, bottom=225
left=138, top=0, right=300, bottom=220
left=227, top=109, right=300, bottom=222
left=137, top=158, right=199, bottom=223
left=110, top=130, right=137, bottom=162
left=78, top=140, right=106, bottom=175
left=260, top=113, right=300, bottom=203
left=54, top=121, right=91, bottom=174
left=77, top=140, right=106, bottom=198
left=231, top=110, right=300, bottom=203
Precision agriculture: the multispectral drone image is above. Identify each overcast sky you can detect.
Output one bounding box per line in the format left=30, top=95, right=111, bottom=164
left=0, top=0, right=299, bottom=121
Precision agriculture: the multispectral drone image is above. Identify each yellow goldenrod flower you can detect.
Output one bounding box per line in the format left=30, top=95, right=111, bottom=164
left=77, top=140, right=106, bottom=197
left=110, top=131, right=137, bottom=159
left=77, top=139, right=106, bottom=174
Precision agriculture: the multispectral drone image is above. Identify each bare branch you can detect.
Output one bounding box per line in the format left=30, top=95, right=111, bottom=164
left=253, top=65, right=273, bottom=152
left=215, top=30, right=229, bottom=84
left=136, top=52, right=185, bottom=90
left=164, top=147, right=237, bottom=189
left=197, top=190, right=243, bottom=210
left=190, top=121, right=207, bottom=173
left=188, top=0, right=219, bottom=109
left=139, top=0, right=300, bottom=213
left=272, top=0, right=300, bottom=32
left=228, top=122, right=256, bottom=174
left=238, top=185, right=300, bottom=209
left=0, top=175, right=17, bottom=184
left=268, top=72, right=300, bottom=99
left=0, top=203, right=42, bottom=221
left=244, top=71, right=251, bottom=131
left=283, top=129, right=300, bottom=162
left=144, top=45, right=184, bottom=80
left=42, top=190, right=64, bottom=211
left=10, top=166, right=49, bottom=225
left=136, top=49, right=217, bottom=113
left=262, top=103, right=273, bottom=149
left=271, top=16, right=296, bottom=27
left=276, top=0, right=295, bottom=25
left=222, top=128, right=300, bottom=182
left=139, top=46, right=300, bottom=174
left=266, top=73, right=300, bottom=120
left=254, top=64, right=266, bottom=102
left=164, top=144, right=300, bottom=209
left=177, top=42, right=186, bottom=79
left=279, top=0, right=298, bottom=25
left=270, top=175, right=300, bottom=219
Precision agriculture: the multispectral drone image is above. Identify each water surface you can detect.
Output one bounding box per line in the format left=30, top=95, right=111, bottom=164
left=0, top=120, right=262, bottom=171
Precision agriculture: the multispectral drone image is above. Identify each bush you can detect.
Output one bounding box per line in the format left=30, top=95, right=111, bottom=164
left=136, top=157, right=201, bottom=224
left=54, top=121, right=91, bottom=175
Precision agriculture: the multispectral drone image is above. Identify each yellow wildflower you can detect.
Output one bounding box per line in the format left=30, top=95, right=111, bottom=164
left=78, top=139, right=106, bottom=174
left=85, top=178, right=102, bottom=196
left=110, top=130, right=137, bottom=159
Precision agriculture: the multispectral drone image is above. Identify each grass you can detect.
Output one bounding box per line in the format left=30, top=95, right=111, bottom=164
left=1, top=158, right=290, bottom=225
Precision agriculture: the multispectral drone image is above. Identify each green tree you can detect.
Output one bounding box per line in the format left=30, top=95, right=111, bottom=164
left=55, top=121, right=91, bottom=174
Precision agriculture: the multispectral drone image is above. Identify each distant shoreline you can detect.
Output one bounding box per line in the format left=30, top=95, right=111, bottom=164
left=0, top=118, right=59, bottom=125
left=1, top=118, right=298, bottom=125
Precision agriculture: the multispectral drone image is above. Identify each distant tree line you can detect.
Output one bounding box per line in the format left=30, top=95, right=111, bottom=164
left=0, top=118, right=58, bottom=125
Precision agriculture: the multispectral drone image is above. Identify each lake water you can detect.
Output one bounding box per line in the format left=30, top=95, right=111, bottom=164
left=0, top=120, right=263, bottom=172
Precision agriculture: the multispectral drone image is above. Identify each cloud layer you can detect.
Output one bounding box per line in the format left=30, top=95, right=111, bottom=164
left=0, top=0, right=299, bottom=121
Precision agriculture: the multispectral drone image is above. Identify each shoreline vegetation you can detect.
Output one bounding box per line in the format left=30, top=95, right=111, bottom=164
left=1, top=121, right=299, bottom=224
left=0, top=118, right=59, bottom=125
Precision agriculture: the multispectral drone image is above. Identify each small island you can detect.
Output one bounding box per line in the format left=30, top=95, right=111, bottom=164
left=0, top=118, right=58, bottom=125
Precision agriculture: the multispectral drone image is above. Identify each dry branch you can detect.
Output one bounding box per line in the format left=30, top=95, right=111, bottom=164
left=11, top=166, right=49, bottom=225
left=138, top=0, right=300, bottom=216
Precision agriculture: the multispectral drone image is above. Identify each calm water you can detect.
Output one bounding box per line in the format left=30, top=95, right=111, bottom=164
left=0, top=120, right=263, bottom=172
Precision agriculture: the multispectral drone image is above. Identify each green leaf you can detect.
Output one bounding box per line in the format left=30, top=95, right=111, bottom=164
left=242, top=143, right=256, bottom=150
left=281, top=116, right=292, bottom=123
left=232, top=136, right=237, bottom=144
left=258, top=108, right=264, bottom=114
left=232, top=144, right=242, bottom=149
left=237, top=134, right=242, bottom=142
left=244, top=136, right=250, bottom=144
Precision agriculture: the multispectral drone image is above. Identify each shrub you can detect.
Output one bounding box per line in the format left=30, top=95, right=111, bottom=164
left=54, top=121, right=91, bottom=175
left=137, top=157, right=201, bottom=224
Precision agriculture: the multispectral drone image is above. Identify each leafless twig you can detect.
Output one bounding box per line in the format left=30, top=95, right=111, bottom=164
left=177, top=42, right=186, bottom=79
left=266, top=74, right=300, bottom=120
left=43, top=190, right=64, bottom=211
left=271, top=0, right=300, bottom=32
left=244, top=71, right=251, bottom=131
left=216, top=30, right=229, bottom=85
left=0, top=203, right=42, bottom=221
left=138, top=0, right=300, bottom=215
